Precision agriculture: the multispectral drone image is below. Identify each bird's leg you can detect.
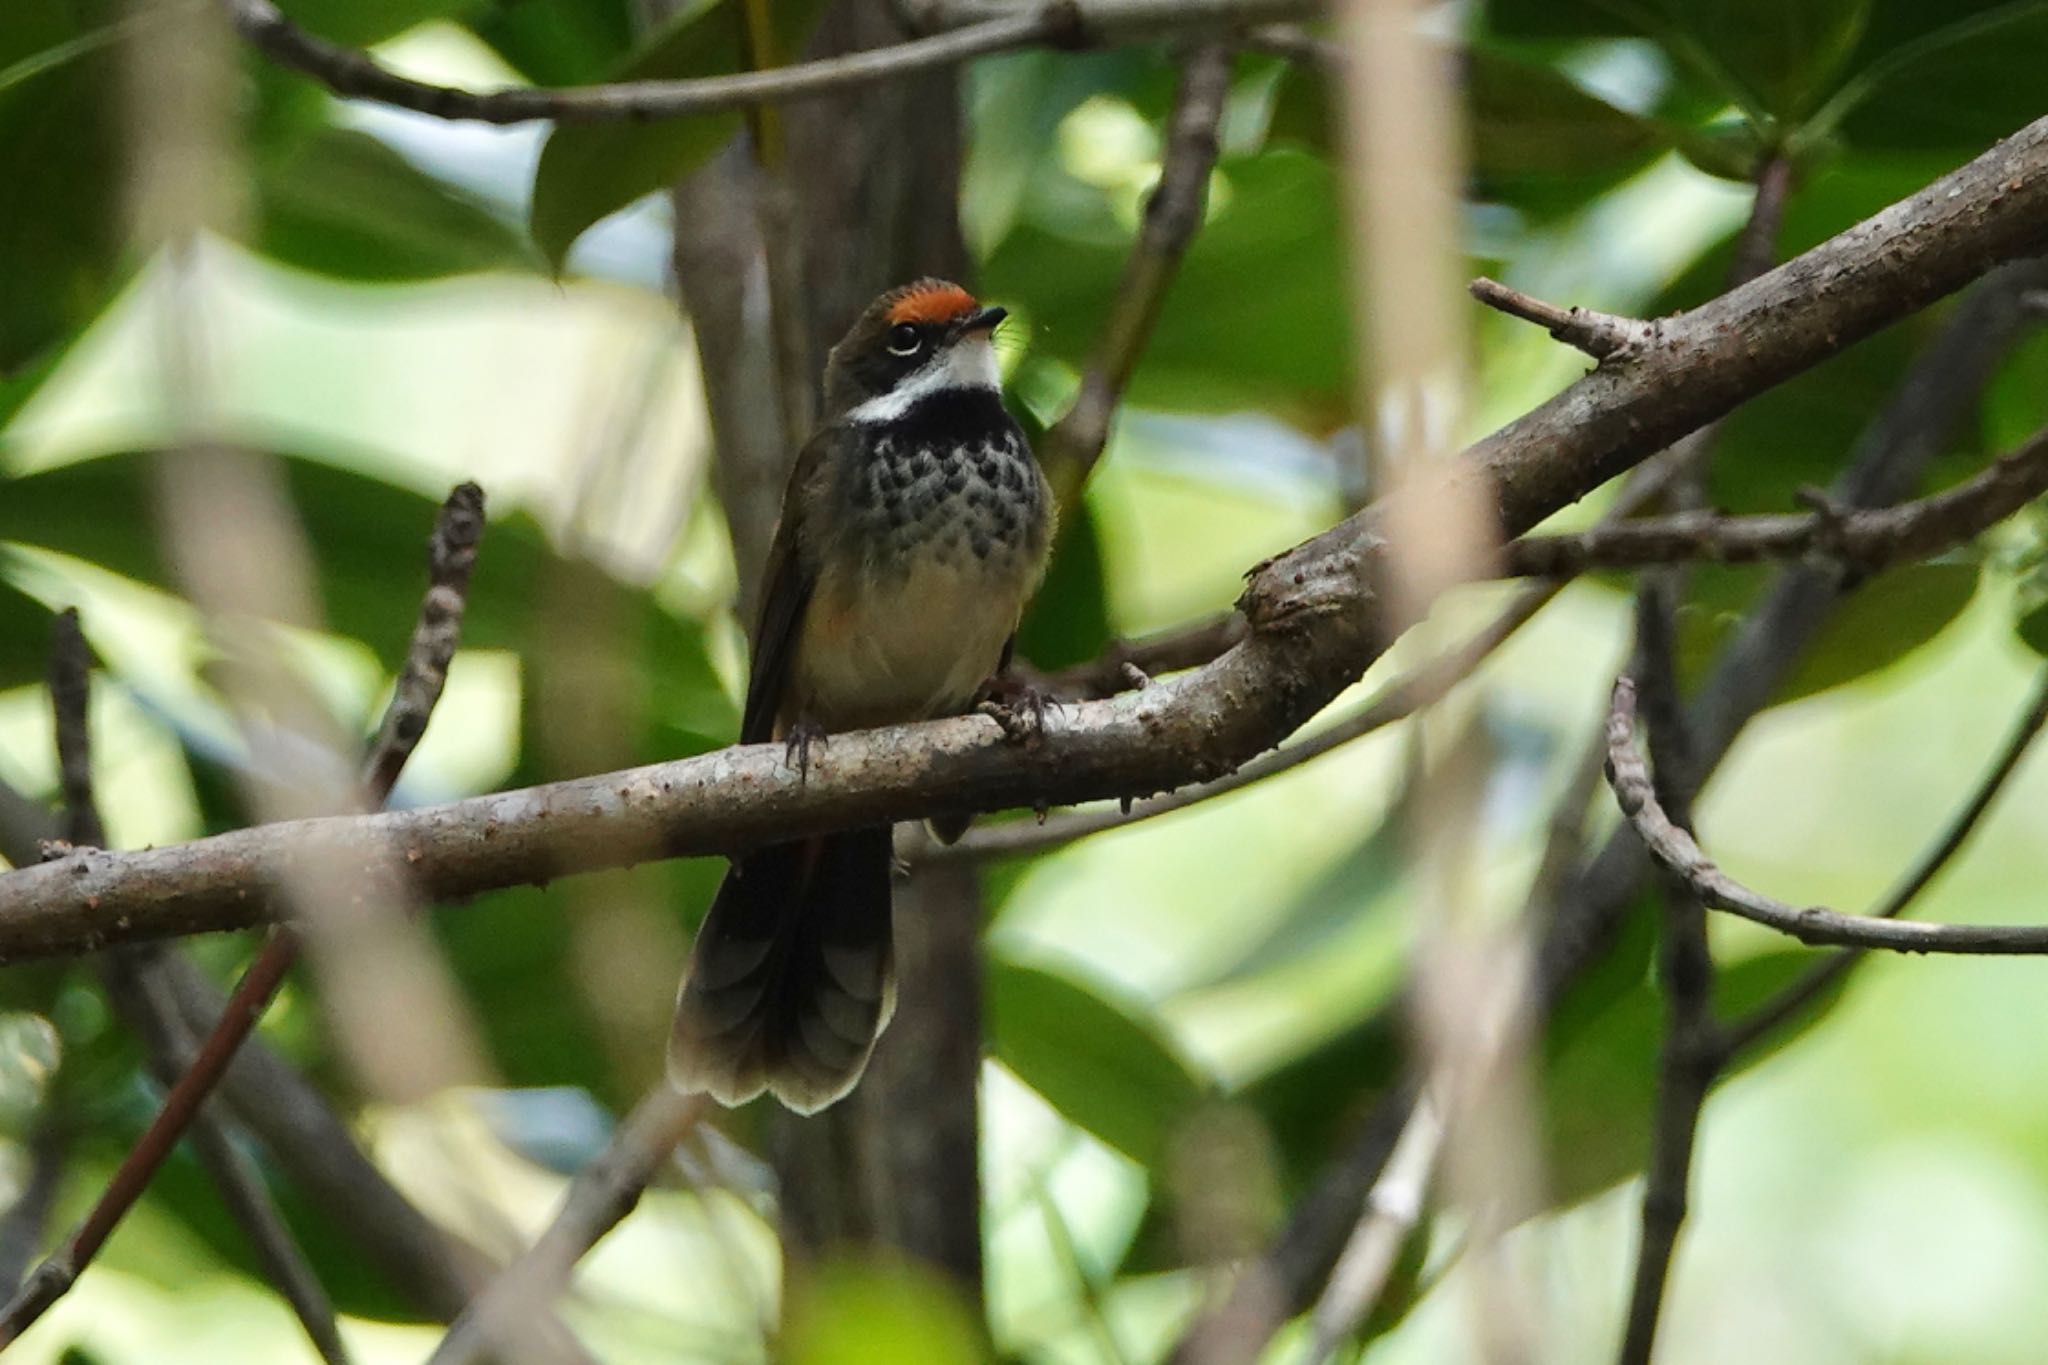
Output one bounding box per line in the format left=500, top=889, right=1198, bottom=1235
left=783, top=716, right=830, bottom=783
left=974, top=671, right=1059, bottom=743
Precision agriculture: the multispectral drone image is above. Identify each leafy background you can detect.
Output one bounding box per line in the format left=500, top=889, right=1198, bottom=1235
left=3, top=0, right=2048, bottom=1360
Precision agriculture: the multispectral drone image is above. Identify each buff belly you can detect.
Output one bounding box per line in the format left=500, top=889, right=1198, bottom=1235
left=792, top=549, right=1029, bottom=730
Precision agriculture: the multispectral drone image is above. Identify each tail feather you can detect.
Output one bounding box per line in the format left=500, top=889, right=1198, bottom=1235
left=668, top=828, right=895, bottom=1114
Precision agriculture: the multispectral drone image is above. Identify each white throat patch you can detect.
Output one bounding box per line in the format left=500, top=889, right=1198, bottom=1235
left=846, top=338, right=1001, bottom=424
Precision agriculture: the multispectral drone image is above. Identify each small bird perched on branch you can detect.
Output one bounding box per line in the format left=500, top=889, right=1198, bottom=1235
left=669, top=279, right=1054, bottom=1113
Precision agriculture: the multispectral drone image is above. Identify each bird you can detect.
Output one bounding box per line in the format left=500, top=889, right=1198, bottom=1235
left=668, top=278, right=1054, bottom=1114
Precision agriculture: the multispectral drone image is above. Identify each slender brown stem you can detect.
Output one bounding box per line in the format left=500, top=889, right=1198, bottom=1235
left=1724, top=664, right=2048, bottom=1054
left=1042, top=41, right=1236, bottom=509
left=1614, top=585, right=1723, bottom=1365
left=0, top=486, right=486, bottom=1347
left=219, top=0, right=1307, bottom=126
left=426, top=1088, right=706, bottom=1365
left=1606, top=677, right=2048, bottom=955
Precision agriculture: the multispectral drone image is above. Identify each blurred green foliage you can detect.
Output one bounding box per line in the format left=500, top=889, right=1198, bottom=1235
left=2, top=0, right=2047, bottom=1360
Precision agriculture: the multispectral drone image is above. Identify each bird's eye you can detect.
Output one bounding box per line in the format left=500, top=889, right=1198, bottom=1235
left=887, top=323, right=923, bottom=357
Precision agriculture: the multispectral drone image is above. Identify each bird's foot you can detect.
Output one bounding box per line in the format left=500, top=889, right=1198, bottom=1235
left=975, top=674, right=1059, bottom=743
left=783, top=718, right=829, bottom=783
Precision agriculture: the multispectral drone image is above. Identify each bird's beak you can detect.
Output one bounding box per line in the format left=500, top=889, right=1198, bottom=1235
left=954, top=305, right=1007, bottom=339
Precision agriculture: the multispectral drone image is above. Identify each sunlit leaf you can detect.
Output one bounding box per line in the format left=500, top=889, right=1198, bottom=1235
left=988, top=958, right=1208, bottom=1170
left=785, top=1256, right=986, bottom=1365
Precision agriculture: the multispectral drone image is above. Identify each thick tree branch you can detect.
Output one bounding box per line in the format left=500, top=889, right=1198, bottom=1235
left=2, top=120, right=2046, bottom=963
left=942, top=582, right=1549, bottom=860
left=1182, top=255, right=2048, bottom=1362
left=219, top=0, right=1308, bottom=126
left=1606, top=677, right=2048, bottom=954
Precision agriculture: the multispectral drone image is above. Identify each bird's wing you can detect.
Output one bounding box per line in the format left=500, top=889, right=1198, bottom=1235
left=739, top=426, right=833, bottom=744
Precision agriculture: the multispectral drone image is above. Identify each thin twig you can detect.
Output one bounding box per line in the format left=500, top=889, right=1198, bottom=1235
left=1605, top=676, right=2048, bottom=954
left=1501, top=427, right=2048, bottom=578
left=1724, top=663, right=2048, bottom=1054
left=219, top=0, right=1308, bottom=126
left=0, top=1126, right=66, bottom=1300
left=1467, top=278, right=1658, bottom=361
left=1614, top=586, right=1721, bottom=1365
left=104, top=951, right=356, bottom=1365
left=1728, top=156, right=1796, bottom=290
left=1301, top=1099, right=1442, bottom=1364
left=46, top=608, right=356, bottom=1363
left=1176, top=255, right=2048, bottom=1365
left=1043, top=611, right=1247, bottom=700
left=427, top=1088, right=706, bottom=1365
left=0, top=486, right=486, bottom=1347
left=1042, top=41, right=1236, bottom=507
left=3, top=126, right=2047, bottom=961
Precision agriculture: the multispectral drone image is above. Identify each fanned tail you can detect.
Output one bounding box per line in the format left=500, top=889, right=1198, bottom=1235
left=667, top=828, right=895, bottom=1114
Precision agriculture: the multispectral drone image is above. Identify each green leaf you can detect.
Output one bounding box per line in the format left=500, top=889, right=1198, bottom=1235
left=1830, top=3, right=2048, bottom=152
left=785, top=1256, right=987, bottom=1365
left=1784, top=563, right=1981, bottom=699
left=0, top=453, right=541, bottom=663
left=0, top=27, right=122, bottom=373
left=469, top=0, right=637, bottom=84
left=1675, top=563, right=1980, bottom=705
left=963, top=49, right=1166, bottom=258
left=1234, top=1011, right=1405, bottom=1193
left=1483, top=0, right=1870, bottom=127
left=1680, top=0, right=1871, bottom=122
left=1543, top=944, right=1850, bottom=1208
left=988, top=958, right=1208, bottom=1170
left=1183, top=804, right=1409, bottom=994
left=0, top=454, right=739, bottom=750
left=1468, top=51, right=1679, bottom=212
left=987, top=151, right=1354, bottom=427
left=0, top=571, right=57, bottom=693
left=1013, top=491, right=1113, bottom=673
left=1271, top=49, right=1679, bottom=215
left=272, top=0, right=480, bottom=47
left=256, top=127, right=538, bottom=281
left=527, top=0, right=828, bottom=269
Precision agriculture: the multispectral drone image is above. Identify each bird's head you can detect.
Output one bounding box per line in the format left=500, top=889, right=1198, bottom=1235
left=824, top=279, right=1008, bottom=423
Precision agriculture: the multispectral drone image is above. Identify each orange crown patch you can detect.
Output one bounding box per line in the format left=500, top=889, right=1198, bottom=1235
left=884, top=280, right=978, bottom=326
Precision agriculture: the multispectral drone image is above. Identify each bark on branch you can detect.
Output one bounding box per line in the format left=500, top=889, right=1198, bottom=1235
left=1, top=117, right=2046, bottom=961
left=219, top=0, right=1308, bottom=126
left=1606, top=677, right=2048, bottom=955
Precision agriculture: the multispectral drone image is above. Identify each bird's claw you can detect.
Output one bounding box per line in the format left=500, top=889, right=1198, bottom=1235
left=974, top=674, right=1059, bottom=743
left=783, top=718, right=829, bottom=783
